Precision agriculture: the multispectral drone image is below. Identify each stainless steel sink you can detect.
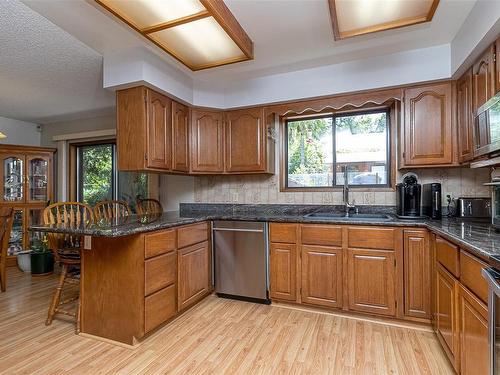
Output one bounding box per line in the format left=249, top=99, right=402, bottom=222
left=304, top=212, right=393, bottom=221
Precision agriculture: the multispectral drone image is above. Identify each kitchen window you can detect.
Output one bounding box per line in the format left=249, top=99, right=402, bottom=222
left=284, top=109, right=391, bottom=190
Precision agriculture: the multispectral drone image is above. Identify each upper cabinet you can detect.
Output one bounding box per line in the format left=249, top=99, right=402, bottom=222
left=457, top=69, right=474, bottom=163
left=190, top=109, right=225, bottom=173
left=472, top=45, right=496, bottom=113
left=117, top=86, right=175, bottom=172
left=171, top=101, right=190, bottom=173
left=401, top=82, right=455, bottom=167
left=225, top=107, right=266, bottom=173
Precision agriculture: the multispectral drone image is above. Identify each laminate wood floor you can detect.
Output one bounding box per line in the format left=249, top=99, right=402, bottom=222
left=0, top=269, right=454, bottom=375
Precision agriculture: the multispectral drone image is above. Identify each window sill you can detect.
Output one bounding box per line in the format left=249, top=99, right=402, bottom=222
left=280, top=187, right=395, bottom=193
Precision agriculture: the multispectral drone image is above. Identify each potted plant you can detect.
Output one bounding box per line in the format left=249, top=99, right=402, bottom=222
left=30, top=236, right=54, bottom=275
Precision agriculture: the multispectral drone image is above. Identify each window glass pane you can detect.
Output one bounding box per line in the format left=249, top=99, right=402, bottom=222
left=335, top=111, right=388, bottom=186
left=118, top=172, right=149, bottom=212
left=79, top=144, right=113, bottom=206
left=287, top=117, right=333, bottom=188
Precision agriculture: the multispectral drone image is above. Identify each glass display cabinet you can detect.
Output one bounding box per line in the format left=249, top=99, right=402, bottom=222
left=0, top=145, right=55, bottom=266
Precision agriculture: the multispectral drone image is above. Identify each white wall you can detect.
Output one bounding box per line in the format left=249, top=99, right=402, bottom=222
left=0, top=115, right=41, bottom=146
left=451, top=0, right=500, bottom=76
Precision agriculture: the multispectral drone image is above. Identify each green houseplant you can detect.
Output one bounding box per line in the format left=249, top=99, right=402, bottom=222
left=30, top=236, right=54, bottom=275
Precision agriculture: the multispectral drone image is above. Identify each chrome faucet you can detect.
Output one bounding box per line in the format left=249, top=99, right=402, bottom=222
left=342, top=166, right=355, bottom=216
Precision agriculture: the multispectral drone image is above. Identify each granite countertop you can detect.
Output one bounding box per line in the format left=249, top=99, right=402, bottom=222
left=29, top=203, right=500, bottom=265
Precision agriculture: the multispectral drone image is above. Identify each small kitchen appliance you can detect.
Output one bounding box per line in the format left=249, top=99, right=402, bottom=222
left=396, top=173, right=422, bottom=218
left=484, top=177, right=500, bottom=229
left=421, top=183, right=442, bottom=219
left=456, top=197, right=491, bottom=218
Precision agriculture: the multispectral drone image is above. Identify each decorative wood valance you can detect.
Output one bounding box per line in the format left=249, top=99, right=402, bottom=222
left=266, top=87, right=403, bottom=117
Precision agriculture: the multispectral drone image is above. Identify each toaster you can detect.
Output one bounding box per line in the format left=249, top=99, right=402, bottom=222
left=456, top=197, right=491, bottom=218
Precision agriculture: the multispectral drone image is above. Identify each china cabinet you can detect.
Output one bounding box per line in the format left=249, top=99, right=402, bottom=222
left=0, top=145, right=55, bottom=266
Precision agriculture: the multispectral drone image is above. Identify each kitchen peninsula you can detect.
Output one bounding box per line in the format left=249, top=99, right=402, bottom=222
left=30, top=203, right=500, bottom=355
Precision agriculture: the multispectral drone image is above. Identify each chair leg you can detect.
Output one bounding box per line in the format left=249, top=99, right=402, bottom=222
left=75, top=298, right=81, bottom=334
left=0, top=263, right=5, bottom=293
left=46, top=264, right=67, bottom=326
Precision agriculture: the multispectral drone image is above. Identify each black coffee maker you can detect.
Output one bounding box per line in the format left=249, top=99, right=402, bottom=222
left=396, top=173, right=422, bottom=218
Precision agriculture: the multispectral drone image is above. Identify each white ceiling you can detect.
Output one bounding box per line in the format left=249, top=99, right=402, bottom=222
left=0, top=0, right=479, bottom=123
left=0, top=0, right=114, bottom=123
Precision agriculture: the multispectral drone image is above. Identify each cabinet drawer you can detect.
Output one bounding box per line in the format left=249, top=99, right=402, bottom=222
left=347, top=227, right=396, bottom=250
left=435, top=237, right=460, bottom=277
left=269, top=223, right=298, bottom=244
left=460, top=250, right=488, bottom=304
left=144, top=284, right=176, bottom=333
left=145, top=251, right=176, bottom=296
left=145, top=229, right=176, bottom=259
left=301, top=225, right=342, bottom=247
left=177, top=222, right=208, bottom=248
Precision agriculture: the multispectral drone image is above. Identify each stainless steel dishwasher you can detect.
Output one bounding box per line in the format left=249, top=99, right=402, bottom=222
left=213, top=221, right=270, bottom=303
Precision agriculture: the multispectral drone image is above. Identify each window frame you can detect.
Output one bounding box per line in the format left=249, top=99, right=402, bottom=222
left=282, top=106, right=394, bottom=192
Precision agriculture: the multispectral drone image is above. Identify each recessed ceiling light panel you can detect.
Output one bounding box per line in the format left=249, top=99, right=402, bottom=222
left=95, top=0, right=253, bottom=70
left=328, top=0, right=440, bottom=40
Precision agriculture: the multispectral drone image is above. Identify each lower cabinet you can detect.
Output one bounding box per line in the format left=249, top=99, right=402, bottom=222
left=458, top=284, right=489, bottom=375
left=301, top=245, right=342, bottom=308
left=178, top=241, right=210, bottom=311
left=347, top=248, right=396, bottom=316
left=435, top=263, right=460, bottom=371
left=269, top=242, right=297, bottom=301
left=403, top=229, right=431, bottom=320
left=145, top=284, right=176, bottom=333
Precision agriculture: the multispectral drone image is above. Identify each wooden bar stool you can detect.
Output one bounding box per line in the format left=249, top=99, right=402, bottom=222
left=93, top=200, right=131, bottom=221
left=136, top=198, right=163, bottom=215
left=0, top=207, right=14, bottom=292
left=43, top=202, right=93, bottom=333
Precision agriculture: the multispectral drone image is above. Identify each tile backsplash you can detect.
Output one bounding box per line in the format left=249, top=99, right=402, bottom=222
left=194, top=168, right=491, bottom=206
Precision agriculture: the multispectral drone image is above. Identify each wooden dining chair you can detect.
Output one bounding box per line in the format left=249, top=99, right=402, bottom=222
left=93, top=200, right=131, bottom=221
left=136, top=198, right=163, bottom=215
left=43, top=202, right=93, bottom=333
left=0, top=207, right=14, bottom=293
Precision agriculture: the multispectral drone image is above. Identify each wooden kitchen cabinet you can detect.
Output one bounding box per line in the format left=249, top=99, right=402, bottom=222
left=402, top=82, right=455, bottom=167
left=117, top=86, right=182, bottom=172
left=403, top=229, right=431, bottom=320
left=435, top=263, right=459, bottom=372
left=301, top=245, right=342, bottom=308
left=347, top=248, right=396, bottom=317
left=225, top=107, right=266, bottom=172
left=177, top=240, right=210, bottom=311
left=269, top=242, right=297, bottom=301
left=457, top=69, right=475, bottom=163
left=190, top=109, right=225, bottom=173
left=171, top=101, right=190, bottom=172
left=473, top=44, right=496, bottom=113
left=458, top=284, right=489, bottom=375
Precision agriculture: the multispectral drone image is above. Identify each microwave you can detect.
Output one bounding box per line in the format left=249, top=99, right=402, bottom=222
left=474, top=92, right=500, bottom=158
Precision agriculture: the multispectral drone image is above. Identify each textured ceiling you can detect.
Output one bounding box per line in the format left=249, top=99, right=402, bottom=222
left=0, top=0, right=114, bottom=123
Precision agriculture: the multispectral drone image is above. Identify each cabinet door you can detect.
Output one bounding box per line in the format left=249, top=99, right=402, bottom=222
left=473, top=45, right=496, bottom=113
left=457, top=69, right=474, bottom=163
left=26, top=154, right=51, bottom=204
left=0, top=153, right=25, bottom=203
left=146, top=90, right=171, bottom=170
left=190, top=109, right=224, bottom=173
left=269, top=242, right=297, bottom=301
left=171, top=101, right=190, bottom=172
left=225, top=107, right=265, bottom=172
left=301, top=245, right=342, bottom=308
left=177, top=241, right=209, bottom=311
left=347, top=248, right=396, bottom=316
left=403, top=82, right=453, bottom=166
left=459, top=284, right=489, bottom=375
left=436, top=263, right=459, bottom=371
left=403, top=230, right=431, bottom=319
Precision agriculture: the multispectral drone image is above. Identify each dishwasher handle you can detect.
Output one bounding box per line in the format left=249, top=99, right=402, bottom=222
left=213, top=227, right=264, bottom=233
